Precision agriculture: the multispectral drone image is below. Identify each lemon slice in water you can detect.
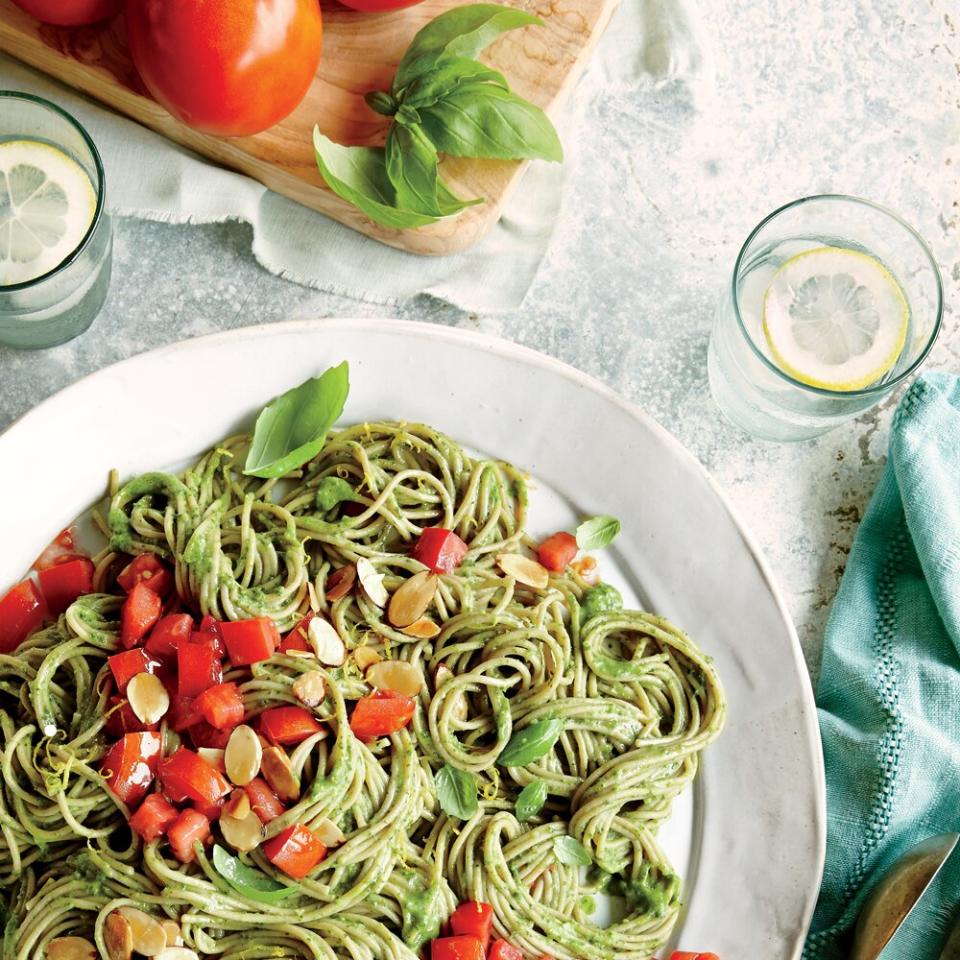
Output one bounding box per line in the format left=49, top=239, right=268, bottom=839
left=762, top=246, right=909, bottom=392
left=0, top=139, right=97, bottom=287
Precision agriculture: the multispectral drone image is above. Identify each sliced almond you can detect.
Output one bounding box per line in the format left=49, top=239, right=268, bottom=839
left=104, top=911, right=132, bottom=960
left=127, top=673, right=170, bottom=726
left=197, top=748, right=226, bottom=773
left=366, top=660, right=424, bottom=698
left=222, top=790, right=251, bottom=820
left=387, top=571, right=438, bottom=628
left=497, top=553, right=550, bottom=590
left=225, top=725, right=262, bottom=787
left=159, top=921, right=183, bottom=948
left=286, top=649, right=316, bottom=659
left=117, top=907, right=166, bottom=957
left=401, top=618, right=440, bottom=639
left=356, top=557, right=389, bottom=607
left=307, top=617, right=346, bottom=666
left=434, top=664, right=468, bottom=722
left=155, top=950, right=200, bottom=960
left=353, top=646, right=382, bottom=671
left=46, top=938, right=97, bottom=960
left=292, top=670, right=327, bottom=708
left=261, top=746, right=301, bottom=802
left=326, top=564, right=357, bottom=602
left=313, top=816, right=346, bottom=848
left=220, top=807, right=264, bottom=853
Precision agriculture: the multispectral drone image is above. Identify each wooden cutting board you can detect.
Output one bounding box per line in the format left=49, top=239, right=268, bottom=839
left=0, top=0, right=618, bottom=254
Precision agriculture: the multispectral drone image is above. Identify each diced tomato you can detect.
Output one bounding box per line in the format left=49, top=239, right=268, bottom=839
left=259, top=706, right=322, bottom=746
left=120, top=582, right=163, bottom=649
left=195, top=615, right=226, bottom=658
left=101, top=732, right=162, bottom=806
left=159, top=747, right=230, bottom=806
left=37, top=557, right=94, bottom=615
left=350, top=690, right=416, bottom=742
left=262, top=823, right=327, bottom=879
left=168, top=809, right=211, bottom=863
left=537, top=532, right=578, bottom=573
left=488, top=941, right=523, bottom=960
left=222, top=617, right=279, bottom=665
left=105, top=696, right=157, bottom=737
left=243, top=777, right=285, bottom=823
left=177, top=641, right=223, bottom=698
left=195, top=683, right=245, bottom=731
left=117, top=554, right=174, bottom=597
left=108, top=648, right=161, bottom=694
left=188, top=720, right=232, bottom=750
left=279, top=612, right=313, bottom=653
left=430, top=936, right=485, bottom=960
left=449, top=902, right=493, bottom=950
left=669, top=954, right=720, bottom=960
left=33, top=527, right=77, bottom=570
left=167, top=695, right=202, bottom=732
left=191, top=796, right=226, bottom=821
left=129, top=793, right=178, bottom=842
left=412, top=528, right=468, bottom=575
left=0, top=579, right=47, bottom=653
left=145, top=613, right=193, bottom=660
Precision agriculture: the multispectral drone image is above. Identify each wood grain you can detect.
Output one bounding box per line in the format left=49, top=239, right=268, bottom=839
left=0, top=0, right=619, bottom=254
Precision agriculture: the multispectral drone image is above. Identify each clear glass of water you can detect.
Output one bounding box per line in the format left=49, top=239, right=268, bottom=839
left=0, top=91, right=112, bottom=350
left=708, top=195, right=943, bottom=441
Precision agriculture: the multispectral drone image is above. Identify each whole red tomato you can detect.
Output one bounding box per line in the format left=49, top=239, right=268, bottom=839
left=126, top=0, right=323, bottom=138
left=337, top=0, right=424, bottom=10
left=11, top=0, right=122, bottom=26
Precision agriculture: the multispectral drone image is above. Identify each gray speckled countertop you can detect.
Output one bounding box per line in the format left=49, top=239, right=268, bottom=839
left=0, top=1, right=956, bottom=681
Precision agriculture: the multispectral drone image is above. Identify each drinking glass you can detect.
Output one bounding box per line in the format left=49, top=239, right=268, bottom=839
left=708, top=195, right=943, bottom=441
left=0, top=92, right=112, bottom=350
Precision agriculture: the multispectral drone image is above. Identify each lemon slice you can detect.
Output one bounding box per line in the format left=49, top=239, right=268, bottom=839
left=0, top=139, right=97, bottom=287
left=762, top=246, right=909, bottom=391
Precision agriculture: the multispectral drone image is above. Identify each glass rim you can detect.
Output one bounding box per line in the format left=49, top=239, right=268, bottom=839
left=731, top=193, right=944, bottom=399
left=0, top=90, right=107, bottom=294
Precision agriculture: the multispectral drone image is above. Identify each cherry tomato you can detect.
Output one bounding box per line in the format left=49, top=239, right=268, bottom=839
left=10, top=0, right=121, bottom=26
left=337, top=0, right=424, bottom=11
left=126, top=0, right=323, bottom=137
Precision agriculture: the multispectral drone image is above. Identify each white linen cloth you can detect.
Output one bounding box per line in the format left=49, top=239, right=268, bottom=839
left=0, top=0, right=712, bottom=312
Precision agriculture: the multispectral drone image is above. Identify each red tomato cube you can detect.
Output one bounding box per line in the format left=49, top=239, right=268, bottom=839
left=537, top=532, right=578, bottom=573
left=259, top=706, right=323, bottom=746
left=167, top=809, right=211, bottom=863
left=222, top=617, right=280, bottom=665
left=37, top=557, right=94, bottom=614
left=279, top=613, right=312, bottom=653
left=430, top=936, right=485, bottom=960
left=262, top=823, right=327, bottom=879
left=101, top=732, right=162, bottom=806
left=243, top=777, right=285, bottom=823
left=450, top=902, right=493, bottom=950
left=0, top=579, right=46, bottom=653
left=350, top=690, right=415, bottom=742
left=188, top=720, right=232, bottom=750
left=195, top=683, right=245, bottom=731
left=104, top=695, right=157, bottom=737
left=177, top=641, right=223, bottom=698
left=412, top=528, right=468, bottom=574
left=108, top=648, right=160, bottom=694
left=120, top=582, right=163, bottom=649
left=159, top=747, right=230, bottom=807
left=145, top=613, right=193, bottom=660
left=117, top=554, right=174, bottom=597
left=129, top=793, right=178, bottom=842
left=488, top=940, right=523, bottom=960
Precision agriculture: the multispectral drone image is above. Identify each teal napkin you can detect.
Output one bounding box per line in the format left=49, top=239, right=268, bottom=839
left=805, top=372, right=960, bottom=959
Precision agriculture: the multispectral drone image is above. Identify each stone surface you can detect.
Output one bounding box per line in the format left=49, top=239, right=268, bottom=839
left=0, top=0, right=956, bottom=683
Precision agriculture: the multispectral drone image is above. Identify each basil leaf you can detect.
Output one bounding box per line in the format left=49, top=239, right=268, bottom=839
left=212, top=845, right=300, bottom=903
left=313, top=129, right=440, bottom=230
left=402, top=56, right=508, bottom=110
left=418, top=84, right=562, bottom=162
left=244, top=363, right=349, bottom=478
left=497, top=718, right=564, bottom=767
left=575, top=516, right=621, bottom=551
left=394, top=4, right=541, bottom=94
left=554, top=836, right=592, bottom=867
left=435, top=763, right=479, bottom=819
left=515, top=778, right=548, bottom=822
left=315, top=476, right=357, bottom=512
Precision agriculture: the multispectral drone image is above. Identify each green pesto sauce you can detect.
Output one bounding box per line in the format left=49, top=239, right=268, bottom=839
left=580, top=584, right=623, bottom=624
left=402, top=879, right=444, bottom=950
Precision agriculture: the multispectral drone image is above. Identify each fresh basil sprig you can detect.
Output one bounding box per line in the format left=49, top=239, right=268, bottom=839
left=435, top=763, right=479, bottom=819
left=575, top=515, right=621, bottom=551
left=244, top=362, right=349, bottom=479
left=497, top=718, right=564, bottom=767
left=515, top=778, right=548, bottom=821
left=313, top=3, right=562, bottom=230
left=212, top=845, right=300, bottom=903
left=554, top=836, right=592, bottom=867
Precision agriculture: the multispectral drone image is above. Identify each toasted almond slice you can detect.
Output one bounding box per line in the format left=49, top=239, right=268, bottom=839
left=197, top=748, right=226, bottom=773
left=220, top=807, right=263, bottom=853
left=104, top=911, right=132, bottom=960
left=356, top=557, right=389, bottom=607
left=313, top=817, right=346, bottom=848
left=434, top=664, right=468, bottom=722
left=366, top=660, right=424, bottom=698
left=353, top=646, right=382, bottom=671
left=326, top=564, right=357, bottom=602
left=155, top=950, right=200, bottom=960
left=127, top=673, right=170, bottom=726
left=159, top=921, right=183, bottom=948
left=261, top=746, right=301, bottom=802
left=286, top=649, right=316, bottom=659
left=292, top=670, right=326, bottom=708
left=222, top=790, right=251, bottom=820
left=307, top=617, right=346, bottom=666
left=117, top=908, right=166, bottom=957
left=401, top=618, right=440, bottom=639
left=46, top=938, right=97, bottom=960
left=225, top=725, right=262, bottom=787
left=387, top=571, right=438, bottom=628
left=497, top=553, right=550, bottom=590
